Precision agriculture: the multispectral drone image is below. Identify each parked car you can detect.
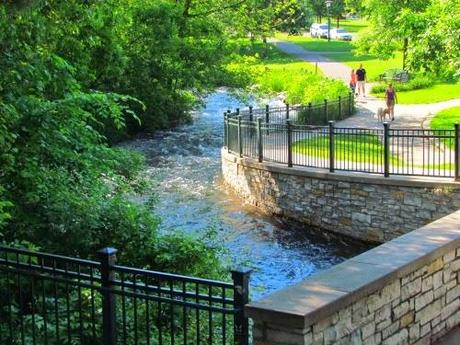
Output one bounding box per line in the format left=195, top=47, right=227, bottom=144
left=310, top=23, right=330, bottom=38
left=330, top=28, right=352, bottom=41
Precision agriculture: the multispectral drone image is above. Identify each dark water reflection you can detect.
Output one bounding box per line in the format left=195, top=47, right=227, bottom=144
left=121, top=89, right=369, bottom=299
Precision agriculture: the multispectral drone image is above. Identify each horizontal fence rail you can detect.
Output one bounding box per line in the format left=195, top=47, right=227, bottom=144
left=224, top=108, right=460, bottom=180
left=225, top=93, right=355, bottom=126
left=0, top=246, right=250, bottom=345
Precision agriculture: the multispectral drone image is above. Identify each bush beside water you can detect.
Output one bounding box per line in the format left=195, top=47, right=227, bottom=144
left=223, top=41, right=350, bottom=105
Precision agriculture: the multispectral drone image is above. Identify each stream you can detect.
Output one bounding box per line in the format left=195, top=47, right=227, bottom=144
left=121, top=89, right=367, bottom=299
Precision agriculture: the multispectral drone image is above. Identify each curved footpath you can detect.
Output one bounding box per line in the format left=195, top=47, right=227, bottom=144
left=272, top=39, right=460, bottom=130
left=270, top=38, right=460, bottom=345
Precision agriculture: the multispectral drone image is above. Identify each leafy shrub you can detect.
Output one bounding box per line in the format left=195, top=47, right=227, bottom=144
left=0, top=4, right=225, bottom=280
left=371, top=74, right=435, bottom=93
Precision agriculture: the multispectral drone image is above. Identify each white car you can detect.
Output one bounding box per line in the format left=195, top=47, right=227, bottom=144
left=310, top=23, right=330, bottom=38
left=330, top=28, right=352, bottom=41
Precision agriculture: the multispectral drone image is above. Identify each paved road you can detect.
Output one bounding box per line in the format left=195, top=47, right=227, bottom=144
left=272, top=40, right=351, bottom=84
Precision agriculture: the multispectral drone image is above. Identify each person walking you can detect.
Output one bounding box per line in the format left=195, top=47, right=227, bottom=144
left=356, top=64, right=366, bottom=97
left=385, top=83, right=397, bottom=121
left=349, top=69, right=357, bottom=95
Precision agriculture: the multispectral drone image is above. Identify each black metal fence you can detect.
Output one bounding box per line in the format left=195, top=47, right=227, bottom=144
left=0, top=246, right=250, bottom=345
left=224, top=93, right=355, bottom=125
left=224, top=113, right=460, bottom=180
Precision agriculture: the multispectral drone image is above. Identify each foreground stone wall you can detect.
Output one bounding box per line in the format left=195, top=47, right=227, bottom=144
left=222, top=150, right=460, bottom=243
left=246, top=210, right=460, bottom=345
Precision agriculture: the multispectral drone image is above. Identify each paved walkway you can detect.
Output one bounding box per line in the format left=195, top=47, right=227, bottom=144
left=439, top=327, right=460, bottom=345
left=272, top=39, right=460, bottom=130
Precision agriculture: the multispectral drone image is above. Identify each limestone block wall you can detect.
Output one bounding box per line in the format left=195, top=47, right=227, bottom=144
left=222, top=150, right=460, bottom=243
left=246, top=210, right=460, bottom=345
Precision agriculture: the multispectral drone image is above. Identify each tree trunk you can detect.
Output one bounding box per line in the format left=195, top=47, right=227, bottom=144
left=402, top=38, right=408, bottom=70
left=262, top=36, right=268, bottom=58
left=337, top=17, right=340, bottom=28
left=179, top=0, right=193, bottom=37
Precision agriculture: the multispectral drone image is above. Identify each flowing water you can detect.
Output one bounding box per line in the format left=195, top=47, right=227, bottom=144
left=121, top=89, right=368, bottom=299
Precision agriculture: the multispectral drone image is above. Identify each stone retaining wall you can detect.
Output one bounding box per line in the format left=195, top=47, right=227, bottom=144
left=222, top=149, right=460, bottom=243
left=246, top=210, right=460, bottom=345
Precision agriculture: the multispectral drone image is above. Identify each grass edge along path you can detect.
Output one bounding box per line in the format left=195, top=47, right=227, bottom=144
left=292, top=132, right=454, bottom=171
left=373, top=83, right=460, bottom=105
left=431, top=106, right=460, bottom=130
left=228, top=40, right=350, bottom=105
left=292, top=132, right=399, bottom=165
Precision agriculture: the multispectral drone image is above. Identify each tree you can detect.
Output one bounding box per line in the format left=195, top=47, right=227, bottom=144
left=310, top=0, right=326, bottom=22
left=330, top=0, right=346, bottom=28
left=408, top=0, right=460, bottom=76
left=355, top=0, right=430, bottom=70
left=345, top=0, right=363, bottom=15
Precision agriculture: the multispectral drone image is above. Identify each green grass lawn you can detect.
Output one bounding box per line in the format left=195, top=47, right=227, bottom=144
left=339, top=19, right=369, bottom=33
left=292, top=133, right=453, bottom=171
left=373, top=83, right=460, bottom=104
left=228, top=40, right=349, bottom=104
left=324, top=52, right=403, bottom=81
left=275, top=33, right=404, bottom=81
left=275, top=33, right=352, bottom=52
left=431, top=106, right=460, bottom=129
left=292, top=133, right=399, bottom=164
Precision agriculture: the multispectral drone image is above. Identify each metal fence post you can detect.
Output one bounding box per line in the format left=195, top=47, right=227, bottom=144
left=224, top=113, right=228, bottom=150
left=287, top=119, right=293, bottom=167
left=265, top=105, right=270, bottom=135
left=383, top=122, right=390, bottom=177
left=98, top=248, right=118, bottom=345
left=286, top=103, right=290, bottom=120
left=231, top=269, right=251, bottom=345
left=237, top=116, right=243, bottom=158
left=308, top=102, right=312, bottom=124
left=338, top=96, right=342, bottom=120
left=236, top=108, right=240, bottom=116
left=249, top=106, right=253, bottom=122
left=455, top=123, right=460, bottom=181
left=329, top=121, right=335, bottom=172
left=257, top=118, right=263, bottom=163
left=324, top=99, right=328, bottom=122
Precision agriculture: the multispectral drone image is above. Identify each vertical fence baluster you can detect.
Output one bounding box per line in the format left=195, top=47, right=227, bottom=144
left=287, top=120, right=293, bottom=167
left=224, top=113, right=228, bottom=150
left=384, top=122, right=390, bottom=177
left=329, top=121, right=335, bottom=172
left=98, top=247, right=118, bottom=345
left=231, top=269, right=251, bottom=345
left=257, top=118, right=263, bottom=162
left=455, top=123, right=459, bottom=181
left=237, top=116, right=242, bottom=158
left=286, top=103, right=290, bottom=120
left=265, top=105, right=269, bottom=135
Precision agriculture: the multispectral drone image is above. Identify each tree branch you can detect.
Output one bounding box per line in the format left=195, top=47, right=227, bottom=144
left=187, top=0, right=248, bottom=18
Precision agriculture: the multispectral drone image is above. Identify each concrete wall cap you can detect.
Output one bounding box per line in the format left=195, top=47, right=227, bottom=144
left=245, top=209, right=460, bottom=329
left=222, top=149, right=460, bottom=189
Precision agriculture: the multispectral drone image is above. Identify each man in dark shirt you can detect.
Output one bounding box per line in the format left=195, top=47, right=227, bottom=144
left=356, top=64, right=366, bottom=97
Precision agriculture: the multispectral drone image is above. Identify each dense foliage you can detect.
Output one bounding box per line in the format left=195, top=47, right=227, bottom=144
left=224, top=41, right=349, bottom=104
left=0, top=1, right=227, bottom=278
left=355, top=0, right=460, bottom=77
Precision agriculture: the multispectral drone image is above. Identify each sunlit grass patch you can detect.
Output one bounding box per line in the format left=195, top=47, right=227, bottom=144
left=292, top=133, right=399, bottom=164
